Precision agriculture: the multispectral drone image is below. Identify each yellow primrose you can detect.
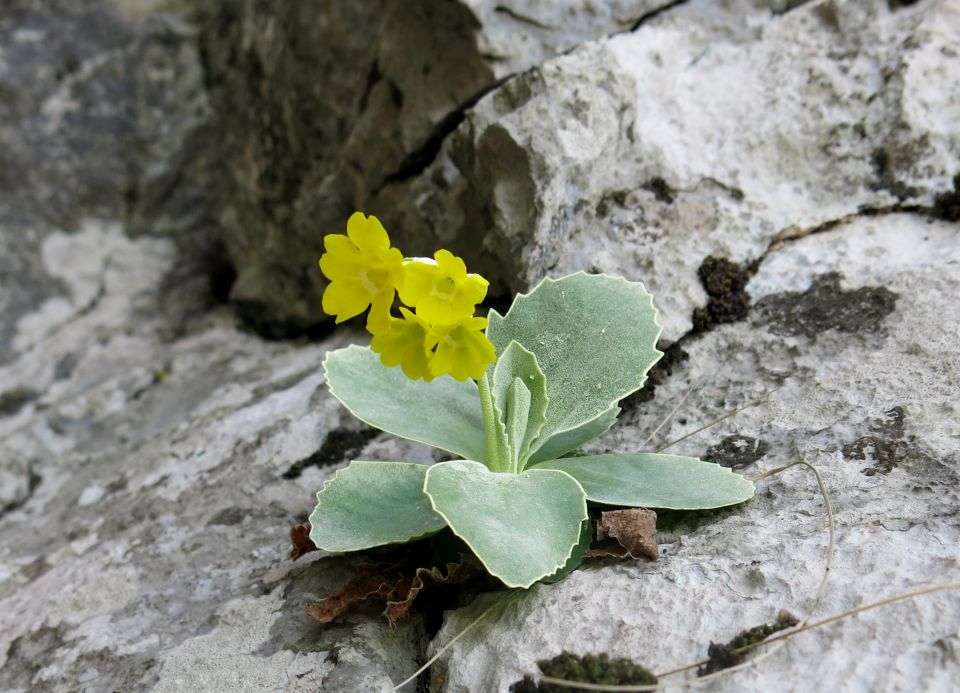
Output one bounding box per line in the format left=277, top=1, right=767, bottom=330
left=399, top=249, right=488, bottom=325
left=319, top=212, right=404, bottom=330
left=428, top=316, right=496, bottom=382
left=369, top=307, right=435, bottom=382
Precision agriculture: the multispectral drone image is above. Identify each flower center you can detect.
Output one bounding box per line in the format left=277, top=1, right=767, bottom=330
left=358, top=267, right=386, bottom=295
left=432, top=276, right=456, bottom=299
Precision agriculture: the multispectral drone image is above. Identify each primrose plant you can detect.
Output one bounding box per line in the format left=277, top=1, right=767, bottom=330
left=309, top=212, right=755, bottom=588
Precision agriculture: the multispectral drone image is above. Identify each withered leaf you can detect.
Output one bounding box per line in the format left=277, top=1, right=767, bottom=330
left=586, top=508, right=658, bottom=562
left=304, top=553, right=482, bottom=628
left=289, top=523, right=319, bottom=560
left=304, top=571, right=395, bottom=623
left=383, top=556, right=482, bottom=628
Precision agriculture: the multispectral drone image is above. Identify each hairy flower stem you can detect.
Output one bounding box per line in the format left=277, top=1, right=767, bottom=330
left=477, top=374, right=505, bottom=472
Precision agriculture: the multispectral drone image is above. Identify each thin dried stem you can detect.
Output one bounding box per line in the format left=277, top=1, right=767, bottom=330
left=642, top=379, right=701, bottom=448
left=390, top=599, right=502, bottom=691
left=653, top=392, right=772, bottom=453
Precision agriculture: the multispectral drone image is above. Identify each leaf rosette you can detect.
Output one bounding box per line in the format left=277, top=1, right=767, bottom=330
left=311, top=265, right=755, bottom=588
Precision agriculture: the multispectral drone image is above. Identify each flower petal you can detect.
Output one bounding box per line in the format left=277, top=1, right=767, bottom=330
left=322, top=279, right=371, bottom=323
left=347, top=212, right=390, bottom=253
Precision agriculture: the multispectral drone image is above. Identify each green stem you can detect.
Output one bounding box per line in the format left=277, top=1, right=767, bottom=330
left=477, top=374, right=503, bottom=472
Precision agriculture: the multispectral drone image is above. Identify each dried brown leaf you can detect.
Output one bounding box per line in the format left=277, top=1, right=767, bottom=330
left=304, top=571, right=395, bottom=623
left=304, top=553, right=482, bottom=628
left=289, top=523, right=319, bottom=560
left=383, top=556, right=482, bottom=628
left=587, top=508, right=658, bottom=562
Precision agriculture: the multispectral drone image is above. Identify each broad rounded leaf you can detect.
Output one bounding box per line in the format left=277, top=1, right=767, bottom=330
left=487, top=273, right=662, bottom=456
left=309, top=461, right=446, bottom=552
left=324, top=345, right=486, bottom=462
left=423, top=460, right=588, bottom=588
left=532, top=453, right=755, bottom=509
left=540, top=518, right=593, bottom=584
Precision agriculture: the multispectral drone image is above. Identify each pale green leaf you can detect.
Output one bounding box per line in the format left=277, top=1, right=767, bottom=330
left=324, top=345, right=486, bottom=462
left=540, top=518, right=593, bottom=584
left=532, top=453, right=755, bottom=509
left=488, top=273, right=662, bottom=458
left=423, top=460, right=588, bottom=588
left=309, top=461, right=447, bottom=552
left=491, top=341, right=548, bottom=466
left=504, top=378, right=531, bottom=471
left=525, top=405, right=621, bottom=467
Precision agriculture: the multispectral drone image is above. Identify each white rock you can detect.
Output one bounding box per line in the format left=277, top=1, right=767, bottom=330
left=429, top=213, right=960, bottom=691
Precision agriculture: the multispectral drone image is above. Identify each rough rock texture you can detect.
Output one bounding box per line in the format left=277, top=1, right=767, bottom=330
left=2, top=0, right=959, bottom=692
left=430, top=213, right=960, bottom=691
left=198, top=0, right=672, bottom=335
left=380, top=0, right=960, bottom=340
left=0, top=220, right=437, bottom=690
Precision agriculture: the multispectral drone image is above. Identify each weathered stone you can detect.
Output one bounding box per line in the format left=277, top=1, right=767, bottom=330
left=0, top=223, right=427, bottom=690
left=0, top=0, right=216, bottom=365
left=198, top=0, right=671, bottom=335
left=429, top=214, right=960, bottom=691
left=2, top=0, right=959, bottom=690
left=381, top=0, right=960, bottom=340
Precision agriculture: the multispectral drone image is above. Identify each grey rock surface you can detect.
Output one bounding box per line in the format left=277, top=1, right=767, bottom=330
left=381, top=0, right=960, bottom=340
left=430, top=213, right=960, bottom=691
left=0, top=220, right=430, bottom=691
left=1, top=0, right=958, bottom=692
left=198, top=0, right=670, bottom=335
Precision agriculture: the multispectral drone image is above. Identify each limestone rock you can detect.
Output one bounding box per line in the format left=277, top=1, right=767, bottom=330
left=2, top=0, right=959, bottom=691
left=0, top=222, right=427, bottom=691
left=381, top=0, right=960, bottom=340
left=428, top=213, right=960, bottom=692
left=198, top=0, right=670, bottom=335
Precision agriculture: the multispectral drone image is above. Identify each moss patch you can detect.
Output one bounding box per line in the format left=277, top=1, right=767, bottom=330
left=842, top=406, right=935, bottom=477
left=511, top=652, right=658, bottom=691
left=282, top=426, right=379, bottom=479
left=704, top=434, right=770, bottom=470
left=692, top=256, right=753, bottom=332
left=698, top=610, right=798, bottom=676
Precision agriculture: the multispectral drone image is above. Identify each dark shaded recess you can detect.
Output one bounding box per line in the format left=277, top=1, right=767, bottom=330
left=644, top=176, right=674, bottom=204
left=511, top=653, right=657, bottom=691
left=753, top=272, right=897, bottom=338
left=233, top=301, right=337, bottom=342
left=842, top=405, right=932, bottom=476
left=888, top=0, right=923, bottom=8
left=203, top=239, right=237, bottom=304
left=283, top=427, right=380, bottom=479
left=621, top=342, right=689, bottom=410
left=703, top=434, right=770, bottom=469
left=0, top=387, right=37, bottom=417
left=870, top=148, right=919, bottom=200
left=629, top=0, right=688, bottom=31
left=376, top=79, right=503, bottom=190
left=692, top=256, right=753, bottom=333
left=932, top=173, right=960, bottom=221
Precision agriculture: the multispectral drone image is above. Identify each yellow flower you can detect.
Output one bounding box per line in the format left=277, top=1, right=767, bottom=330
left=319, top=212, right=404, bottom=330
left=399, top=250, right=488, bottom=324
left=428, top=316, right=496, bottom=382
left=369, top=308, right=435, bottom=382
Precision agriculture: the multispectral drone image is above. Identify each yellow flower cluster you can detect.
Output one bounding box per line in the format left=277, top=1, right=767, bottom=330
left=319, top=212, right=495, bottom=382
